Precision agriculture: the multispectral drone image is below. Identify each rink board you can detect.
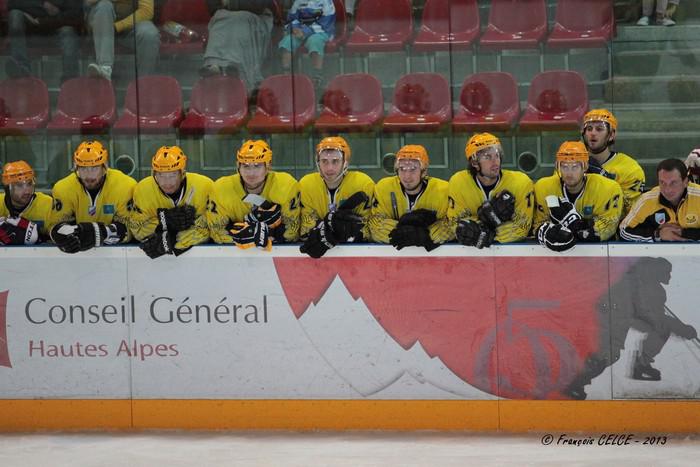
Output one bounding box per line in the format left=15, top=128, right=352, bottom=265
left=1, top=244, right=699, bottom=431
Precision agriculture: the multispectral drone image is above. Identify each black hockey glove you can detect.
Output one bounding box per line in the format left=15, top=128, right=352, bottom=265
left=478, top=190, right=515, bottom=230
left=0, top=217, right=39, bottom=245
left=300, top=221, right=337, bottom=258
left=536, top=222, right=576, bottom=252
left=245, top=200, right=282, bottom=229
left=338, top=191, right=369, bottom=211
left=230, top=221, right=271, bottom=250
left=157, top=205, right=196, bottom=232
left=569, top=218, right=599, bottom=242
left=397, top=208, right=437, bottom=228
left=324, top=209, right=363, bottom=243
left=140, top=231, right=176, bottom=259
left=389, top=224, right=438, bottom=251
left=455, top=219, right=495, bottom=249
left=51, top=223, right=82, bottom=253
left=681, top=228, right=700, bottom=241
left=549, top=200, right=582, bottom=229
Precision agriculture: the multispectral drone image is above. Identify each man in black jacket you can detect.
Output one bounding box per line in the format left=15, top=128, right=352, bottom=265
left=6, top=0, right=82, bottom=82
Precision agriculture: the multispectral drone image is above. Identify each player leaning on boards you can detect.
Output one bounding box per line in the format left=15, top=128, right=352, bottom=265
left=48, top=141, right=135, bottom=253
left=534, top=141, right=623, bottom=252
left=299, top=136, right=374, bottom=258
left=620, top=158, right=700, bottom=242
left=581, top=109, right=645, bottom=214
left=449, top=133, right=534, bottom=249
left=207, top=139, right=300, bottom=250
left=1, top=161, right=51, bottom=245
left=129, top=146, right=213, bottom=259
left=369, top=144, right=452, bottom=251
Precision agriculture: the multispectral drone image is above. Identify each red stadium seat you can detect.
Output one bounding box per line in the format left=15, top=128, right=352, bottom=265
left=0, top=77, right=49, bottom=134
left=158, top=0, right=210, bottom=55
left=113, top=76, right=184, bottom=134
left=413, top=0, right=480, bottom=52
left=345, top=0, right=413, bottom=53
left=383, top=73, right=451, bottom=132
left=180, top=76, right=248, bottom=135
left=479, top=0, right=547, bottom=49
left=47, top=77, right=115, bottom=134
left=452, top=72, right=520, bottom=132
left=518, top=71, right=588, bottom=131
left=247, top=74, right=316, bottom=133
left=547, top=0, right=614, bottom=48
left=315, top=73, right=384, bottom=132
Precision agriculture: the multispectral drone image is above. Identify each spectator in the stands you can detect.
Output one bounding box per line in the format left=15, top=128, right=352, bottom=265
left=5, top=0, right=82, bottom=82
left=199, top=0, right=275, bottom=97
left=84, top=0, right=160, bottom=80
left=637, top=0, right=678, bottom=26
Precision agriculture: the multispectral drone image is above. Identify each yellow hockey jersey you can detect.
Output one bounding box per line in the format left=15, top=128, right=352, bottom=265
left=0, top=192, right=53, bottom=238
left=534, top=173, right=623, bottom=241
left=448, top=169, right=534, bottom=243
left=207, top=171, right=300, bottom=244
left=619, top=183, right=700, bottom=242
left=129, top=172, right=213, bottom=249
left=299, top=171, right=374, bottom=239
left=589, top=151, right=645, bottom=215
left=48, top=169, right=136, bottom=242
left=369, top=176, right=452, bottom=244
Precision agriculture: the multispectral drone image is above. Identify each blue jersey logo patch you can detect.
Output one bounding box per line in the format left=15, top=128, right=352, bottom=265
left=583, top=206, right=593, bottom=216
left=103, top=204, right=115, bottom=214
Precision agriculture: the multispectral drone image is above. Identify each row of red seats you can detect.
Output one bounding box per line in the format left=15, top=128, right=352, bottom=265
left=160, top=0, right=614, bottom=56
left=0, top=70, right=588, bottom=135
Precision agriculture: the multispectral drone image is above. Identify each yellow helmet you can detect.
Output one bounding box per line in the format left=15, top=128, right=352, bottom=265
left=316, top=136, right=351, bottom=163
left=152, top=146, right=187, bottom=172
left=582, top=109, right=618, bottom=132
left=74, top=141, right=108, bottom=167
left=395, top=144, right=429, bottom=169
left=556, top=141, right=589, bottom=164
left=237, top=140, right=272, bottom=165
left=466, top=133, right=501, bottom=160
left=2, top=160, right=35, bottom=185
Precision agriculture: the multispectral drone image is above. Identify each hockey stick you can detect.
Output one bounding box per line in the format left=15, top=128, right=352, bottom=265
left=664, top=305, right=700, bottom=351
left=390, top=192, right=399, bottom=220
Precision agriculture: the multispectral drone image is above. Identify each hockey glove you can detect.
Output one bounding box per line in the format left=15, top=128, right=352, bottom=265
left=397, top=209, right=437, bottom=228
left=478, top=190, right=516, bottom=230
left=587, top=158, right=612, bottom=178
left=389, top=224, right=438, bottom=251
left=569, top=218, right=599, bottom=242
left=140, top=231, right=176, bottom=259
left=157, top=205, right=196, bottom=232
left=300, top=222, right=336, bottom=258
left=338, top=191, right=370, bottom=211
left=549, top=200, right=582, bottom=229
left=245, top=200, right=282, bottom=229
left=324, top=209, right=363, bottom=243
left=51, top=223, right=82, bottom=253
left=230, top=221, right=271, bottom=250
left=0, top=216, right=39, bottom=245
left=455, top=219, right=495, bottom=249
left=536, top=222, right=576, bottom=252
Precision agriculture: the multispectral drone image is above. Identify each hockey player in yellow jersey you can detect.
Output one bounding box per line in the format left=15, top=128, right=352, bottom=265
left=449, top=133, right=534, bottom=249
left=369, top=144, right=452, bottom=250
left=207, top=139, right=300, bottom=249
left=299, top=136, right=374, bottom=258
left=620, top=158, right=700, bottom=242
left=0, top=161, right=51, bottom=245
left=582, top=109, right=645, bottom=214
left=535, top=141, right=624, bottom=252
left=130, top=146, right=213, bottom=258
left=48, top=141, right=136, bottom=253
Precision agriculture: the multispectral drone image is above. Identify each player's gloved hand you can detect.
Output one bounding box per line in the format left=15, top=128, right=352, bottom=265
left=676, top=323, right=698, bottom=341
left=140, top=231, right=176, bottom=259
left=245, top=200, right=282, bottom=229
left=587, top=157, right=611, bottom=178
left=300, top=222, right=336, bottom=258
left=103, top=222, right=128, bottom=245
left=324, top=209, right=363, bottom=243
left=685, top=148, right=700, bottom=183
left=478, top=190, right=516, bottom=230
left=157, top=205, right=196, bottom=232
left=230, top=221, right=271, bottom=250
left=338, top=191, right=369, bottom=211
left=389, top=224, right=438, bottom=251
left=0, top=216, right=39, bottom=245
left=51, top=223, right=82, bottom=253
left=549, top=199, right=582, bottom=229
left=456, top=219, right=495, bottom=249
left=568, top=218, right=599, bottom=242
left=536, top=222, right=576, bottom=252
left=397, top=208, right=437, bottom=228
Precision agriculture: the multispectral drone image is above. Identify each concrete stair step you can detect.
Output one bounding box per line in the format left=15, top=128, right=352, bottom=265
left=613, top=48, right=700, bottom=77
left=604, top=75, right=700, bottom=103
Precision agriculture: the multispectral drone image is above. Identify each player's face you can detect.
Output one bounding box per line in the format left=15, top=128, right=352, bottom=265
left=559, top=161, right=586, bottom=188
left=154, top=170, right=183, bottom=195
left=396, top=159, right=423, bottom=193
left=473, top=146, right=501, bottom=181
left=9, top=180, right=35, bottom=207
left=583, top=122, right=611, bottom=152
left=76, top=165, right=106, bottom=190
left=318, top=149, right=345, bottom=184
left=658, top=169, right=689, bottom=206
left=239, top=162, right=268, bottom=189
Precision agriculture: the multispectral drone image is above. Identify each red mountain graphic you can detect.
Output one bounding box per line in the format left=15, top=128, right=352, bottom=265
left=274, top=256, right=632, bottom=399
left=0, top=290, right=11, bottom=368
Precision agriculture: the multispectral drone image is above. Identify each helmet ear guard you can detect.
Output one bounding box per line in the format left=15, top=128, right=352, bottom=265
left=2, top=160, right=35, bottom=185
left=74, top=141, right=108, bottom=168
